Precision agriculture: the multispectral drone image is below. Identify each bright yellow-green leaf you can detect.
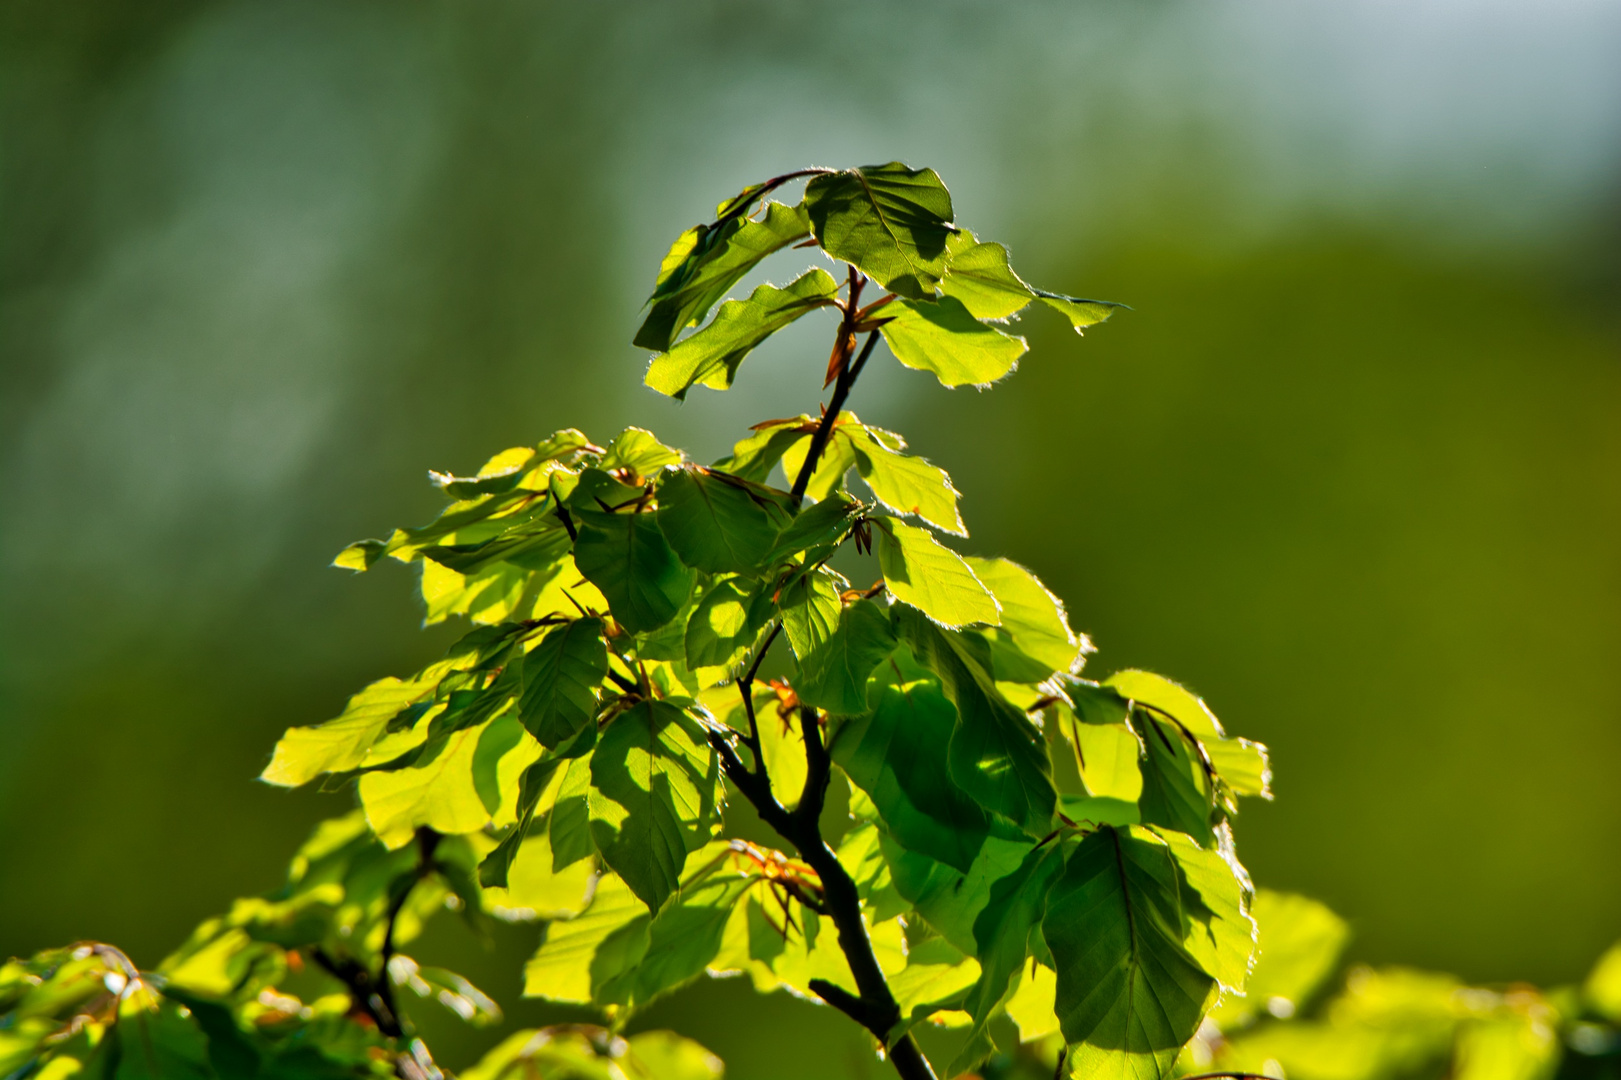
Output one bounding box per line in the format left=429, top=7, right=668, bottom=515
left=261, top=676, right=435, bottom=788
left=483, top=825, right=596, bottom=921
left=599, top=426, right=682, bottom=476
left=878, top=519, right=1000, bottom=629
left=964, top=556, right=1086, bottom=677
left=881, top=296, right=1027, bottom=388
left=635, top=200, right=811, bottom=352
left=645, top=270, right=841, bottom=400
left=1005, top=962, right=1061, bottom=1042
left=523, top=873, right=647, bottom=1003
left=359, top=725, right=493, bottom=848
left=940, top=230, right=1038, bottom=320
left=850, top=423, right=965, bottom=536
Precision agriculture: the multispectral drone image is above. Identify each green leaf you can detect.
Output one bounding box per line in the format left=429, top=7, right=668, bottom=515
left=523, top=872, right=648, bottom=1003
left=466, top=1025, right=723, bottom=1080
left=645, top=270, right=841, bottom=399
left=1043, top=825, right=1217, bottom=1080
left=262, top=676, right=437, bottom=788
left=607, top=861, right=754, bottom=1008
left=790, top=598, right=897, bottom=716
left=571, top=507, right=694, bottom=634
left=1154, top=828, right=1256, bottom=992
left=849, top=424, right=965, bottom=536
left=880, top=296, right=1028, bottom=388
left=878, top=519, right=1000, bottom=629
left=479, top=756, right=565, bottom=889
left=895, top=610, right=1055, bottom=835
left=1005, top=962, right=1062, bottom=1042
left=939, top=230, right=1123, bottom=332
left=624, top=1030, right=726, bottom=1080
left=804, top=162, right=955, bottom=299
left=358, top=723, right=494, bottom=848
left=883, top=829, right=1037, bottom=954
left=519, top=619, right=607, bottom=748
left=1106, top=670, right=1271, bottom=804
left=588, top=701, right=717, bottom=911
left=110, top=988, right=214, bottom=1080
left=549, top=758, right=596, bottom=871
left=483, top=816, right=596, bottom=920
left=763, top=490, right=863, bottom=565
left=960, top=842, right=1067, bottom=1051
left=600, top=427, right=682, bottom=476
left=1135, top=709, right=1218, bottom=847
left=939, top=230, right=1038, bottom=320
left=635, top=200, right=811, bottom=352
left=831, top=678, right=989, bottom=873
left=780, top=425, right=859, bottom=503
left=1210, top=889, right=1349, bottom=1029
left=1034, top=289, right=1121, bottom=333
left=778, top=568, right=843, bottom=665
left=714, top=419, right=812, bottom=484
left=685, top=576, right=770, bottom=669
left=656, top=467, right=793, bottom=573
left=964, top=556, right=1086, bottom=678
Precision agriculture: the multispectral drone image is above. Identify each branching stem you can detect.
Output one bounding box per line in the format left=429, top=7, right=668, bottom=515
left=718, top=291, right=936, bottom=1080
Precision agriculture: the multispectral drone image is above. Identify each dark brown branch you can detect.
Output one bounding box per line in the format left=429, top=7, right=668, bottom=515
left=788, top=329, right=882, bottom=507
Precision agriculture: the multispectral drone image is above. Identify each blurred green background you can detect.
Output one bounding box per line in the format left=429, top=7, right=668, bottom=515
left=3, top=2, right=1618, bottom=1076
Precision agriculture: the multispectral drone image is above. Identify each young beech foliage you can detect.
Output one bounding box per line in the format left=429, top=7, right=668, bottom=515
left=5, top=164, right=1617, bottom=1080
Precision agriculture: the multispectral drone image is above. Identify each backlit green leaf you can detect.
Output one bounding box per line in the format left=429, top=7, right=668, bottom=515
left=964, top=556, right=1086, bottom=678
left=804, top=162, right=954, bottom=299
left=519, top=618, right=606, bottom=749
left=895, top=610, right=1055, bottom=835
left=880, top=296, right=1027, bottom=388
left=635, top=200, right=811, bottom=351
left=571, top=507, right=694, bottom=634
left=684, top=576, right=770, bottom=669
left=549, top=757, right=596, bottom=871
left=600, top=427, right=682, bottom=477
left=607, top=861, right=753, bottom=1008
left=832, top=678, right=989, bottom=873
left=1135, top=710, right=1218, bottom=847
left=1588, top=940, right=1621, bottom=1022
left=589, top=701, right=717, bottom=911
left=883, top=828, right=1037, bottom=954
left=791, top=597, right=896, bottom=716
left=523, top=872, right=648, bottom=1004
left=878, top=519, right=1000, bottom=629
left=961, top=842, right=1067, bottom=1049
left=1044, top=825, right=1217, bottom=1080
left=262, top=676, right=437, bottom=788
left=849, top=424, right=965, bottom=536
left=359, top=724, right=494, bottom=848
left=1155, top=827, right=1256, bottom=992
left=645, top=270, right=841, bottom=400
left=940, top=230, right=1039, bottom=320
left=656, top=467, right=793, bottom=573
left=763, top=489, right=863, bottom=565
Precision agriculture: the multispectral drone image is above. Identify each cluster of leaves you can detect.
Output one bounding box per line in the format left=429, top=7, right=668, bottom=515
left=246, top=162, right=1276, bottom=1079
left=0, top=812, right=720, bottom=1080
left=5, top=161, right=1608, bottom=1080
